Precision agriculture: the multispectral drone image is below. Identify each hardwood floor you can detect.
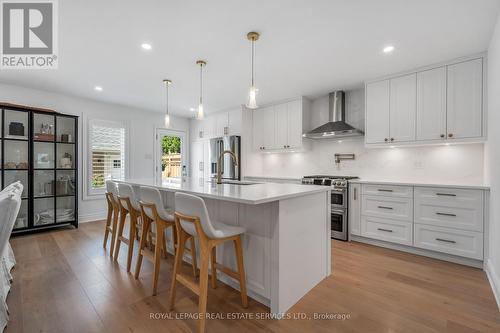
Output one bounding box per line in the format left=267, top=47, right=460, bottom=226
left=5, top=220, right=500, bottom=333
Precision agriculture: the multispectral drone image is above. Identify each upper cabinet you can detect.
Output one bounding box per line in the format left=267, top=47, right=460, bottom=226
left=190, top=108, right=243, bottom=142
left=252, top=97, right=310, bottom=152
left=365, top=56, right=485, bottom=147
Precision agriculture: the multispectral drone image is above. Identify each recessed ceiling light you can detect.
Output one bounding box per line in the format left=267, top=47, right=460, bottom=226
left=383, top=45, right=395, bottom=54
left=94, top=86, right=103, bottom=92
left=141, top=43, right=152, bottom=50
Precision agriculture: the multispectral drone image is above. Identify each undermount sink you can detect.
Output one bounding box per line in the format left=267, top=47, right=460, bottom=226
left=207, top=179, right=260, bottom=185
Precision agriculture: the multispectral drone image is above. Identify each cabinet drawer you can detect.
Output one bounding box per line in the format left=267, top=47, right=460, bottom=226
left=361, top=195, right=413, bottom=222
left=362, top=184, right=413, bottom=198
left=414, top=224, right=483, bottom=260
left=415, top=187, right=483, bottom=232
left=361, top=216, right=412, bottom=246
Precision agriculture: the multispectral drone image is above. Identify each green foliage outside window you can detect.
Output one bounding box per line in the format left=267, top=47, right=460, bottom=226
left=162, top=136, right=181, bottom=154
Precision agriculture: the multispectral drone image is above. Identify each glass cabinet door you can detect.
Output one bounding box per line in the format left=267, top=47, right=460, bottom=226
left=34, top=197, right=55, bottom=226
left=34, top=170, right=55, bottom=197
left=33, top=113, right=55, bottom=141
left=56, top=143, right=75, bottom=169
left=4, top=109, right=28, bottom=140
left=13, top=200, right=28, bottom=229
left=4, top=140, right=28, bottom=170
left=56, top=116, right=75, bottom=143
left=4, top=170, right=28, bottom=198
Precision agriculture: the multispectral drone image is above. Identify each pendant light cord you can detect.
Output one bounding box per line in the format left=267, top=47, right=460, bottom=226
left=251, top=39, right=255, bottom=86
left=166, top=83, right=169, bottom=116
left=199, top=63, right=203, bottom=104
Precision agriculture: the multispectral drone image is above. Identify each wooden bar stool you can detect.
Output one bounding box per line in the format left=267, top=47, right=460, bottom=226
left=169, top=192, right=248, bottom=333
left=134, top=186, right=197, bottom=295
left=103, top=180, right=120, bottom=257
left=114, top=183, right=142, bottom=272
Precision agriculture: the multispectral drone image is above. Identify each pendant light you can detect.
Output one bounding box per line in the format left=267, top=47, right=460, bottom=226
left=196, top=60, right=206, bottom=120
left=163, top=79, right=172, bottom=128
left=246, top=31, right=260, bottom=109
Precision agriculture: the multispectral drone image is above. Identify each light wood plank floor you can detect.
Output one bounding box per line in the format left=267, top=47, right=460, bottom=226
left=5, top=220, right=500, bottom=333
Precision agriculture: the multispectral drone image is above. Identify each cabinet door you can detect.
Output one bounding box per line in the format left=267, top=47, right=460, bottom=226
left=216, top=112, right=229, bottom=136
left=204, top=116, right=216, bottom=139
left=349, top=184, right=361, bottom=236
left=366, top=80, right=390, bottom=144
left=274, top=103, right=288, bottom=149
left=447, top=59, right=483, bottom=139
left=252, top=107, right=267, bottom=151
left=191, top=141, right=204, bottom=179
left=287, top=100, right=303, bottom=149
left=416, top=67, right=447, bottom=141
left=227, top=109, right=242, bottom=135
left=389, top=74, right=416, bottom=142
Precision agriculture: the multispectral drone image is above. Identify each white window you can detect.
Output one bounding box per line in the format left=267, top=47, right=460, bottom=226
left=87, top=119, right=127, bottom=196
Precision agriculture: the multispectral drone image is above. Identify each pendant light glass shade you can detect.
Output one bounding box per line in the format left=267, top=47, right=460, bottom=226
left=163, top=79, right=171, bottom=128
left=246, top=32, right=260, bottom=109
left=196, top=60, right=206, bottom=120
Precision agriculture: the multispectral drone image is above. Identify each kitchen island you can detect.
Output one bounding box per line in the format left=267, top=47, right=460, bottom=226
left=117, top=178, right=331, bottom=314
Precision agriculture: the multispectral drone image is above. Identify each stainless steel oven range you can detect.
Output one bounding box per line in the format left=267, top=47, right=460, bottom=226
left=301, top=175, right=359, bottom=241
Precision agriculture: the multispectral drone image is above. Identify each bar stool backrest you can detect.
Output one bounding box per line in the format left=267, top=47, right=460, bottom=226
left=139, top=186, right=164, bottom=220
left=117, top=183, right=141, bottom=211
left=174, top=192, right=219, bottom=239
left=105, top=180, right=118, bottom=197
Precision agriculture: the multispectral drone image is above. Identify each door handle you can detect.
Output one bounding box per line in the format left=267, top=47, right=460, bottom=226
left=436, top=212, right=456, bottom=217
left=377, top=206, right=393, bottom=210
left=436, top=238, right=456, bottom=244
left=377, top=189, right=393, bottom=192
left=436, top=193, right=456, bottom=197
left=377, top=228, right=393, bottom=233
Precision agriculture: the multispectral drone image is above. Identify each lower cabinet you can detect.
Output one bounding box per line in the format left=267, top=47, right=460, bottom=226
left=352, top=183, right=486, bottom=261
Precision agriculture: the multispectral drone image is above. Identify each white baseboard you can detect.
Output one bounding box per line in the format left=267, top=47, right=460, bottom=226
left=485, top=259, right=500, bottom=311
left=79, top=210, right=107, bottom=223
left=350, top=235, right=483, bottom=268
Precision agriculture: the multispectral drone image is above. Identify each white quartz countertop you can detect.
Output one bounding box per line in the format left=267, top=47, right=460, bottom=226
left=116, top=178, right=330, bottom=205
left=349, top=178, right=490, bottom=190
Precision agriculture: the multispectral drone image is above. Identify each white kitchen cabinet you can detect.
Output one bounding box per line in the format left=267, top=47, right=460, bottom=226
left=389, top=74, right=416, bottom=142
left=416, top=67, right=447, bottom=141
left=365, top=55, right=485, bottom=147
left=365, top=80, right=390, bottom=144
left=215, top=112, right=229, bottom=137
left=349, top=183, right=361, bottom=236
left=191, top=140, right=205, bottom=179
left=253, top=106, right=275, bottom=151
left=227, top=109, right=242, bottom=135
left=274, top=103, right=288, bottom=149
left=252, top=97, right=310, bottom=152
left=447, top=58, right=483, bottom=139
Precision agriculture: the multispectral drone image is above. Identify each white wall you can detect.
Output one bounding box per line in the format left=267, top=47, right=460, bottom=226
left=485, top=12, right=500, bottom=308
left=0, top=82, right=190, bottom=222
left=244, top=89, right=485, bottom=183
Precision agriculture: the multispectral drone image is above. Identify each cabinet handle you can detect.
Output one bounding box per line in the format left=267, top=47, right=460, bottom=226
left=378, top=206, right=393, bottom=210
left=199, top=131, right=203, bottom=138
left=440, top=134, right=445, bottom=138
left=224, top=127, right=228, bottom=135
left=377, top=228, right=393, bottom=233
left=384, top=138, right=388, bottom=142
left=283, top=145, right=286, bottom=149
left=353, top=187, right=357, bottom=200
left=436, top=212, right=456, bottom=217
left=377, top=189, right=393, bottom=192
left=390, top=138, right=394, bottom=142
left=448, top=133, right=453, bottom=138
left=436, top=238, right=456, bottom=244
left=436, top=193, right=456, bottom=197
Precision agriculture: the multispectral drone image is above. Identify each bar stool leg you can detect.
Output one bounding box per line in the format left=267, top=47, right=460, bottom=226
left=134, top=215, right=151, bottom=279
left=126, top=212, right=137, bottom=272
left=198, top=241, right=210, bottom=333
left=114, top=208, right=127, bottom=260
left=190, top=237, right=198, bottom=277
left=234, top=235, right=248, bottom=308
left=153, top=221, right=165, bottom=295
left=210, top=246, right=217, bottom=289
left=109, top=205, right=119, bottom=258
left=103, top=200, right=113, bottom=248
left=169, top=229, right=187, bottom=310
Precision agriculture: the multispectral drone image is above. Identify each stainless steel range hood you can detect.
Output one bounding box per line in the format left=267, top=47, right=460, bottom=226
left=304, top=91, right=364, bottom=139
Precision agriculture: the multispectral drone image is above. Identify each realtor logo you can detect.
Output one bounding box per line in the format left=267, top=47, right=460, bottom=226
left=1, top=0, right=58, bottom=69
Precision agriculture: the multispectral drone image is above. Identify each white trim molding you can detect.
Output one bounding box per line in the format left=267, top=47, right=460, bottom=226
left=485, top=259, right=500, bottom=311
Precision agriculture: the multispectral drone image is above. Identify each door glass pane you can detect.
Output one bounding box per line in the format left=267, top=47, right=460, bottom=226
left=4, top=170, right=28, bottom=198
left=13, top=200, right=28, bottom=229
left=34, top=142, right=55, bottom=168
left=4, top=140, right=28, bottom=169
left=56, top=143, right=75, bottom=169
left=56, top=116, right=75, bottom=143
left=4, top=110, right=28, bottom=140
left=331, top=213, right=344, bottom=232
left=33, top=113, right=55, bottom=141
left=34, top=197, right=55, bottom=225
left=34, top=170, right=55, bottom=197
left=56, top=170, right=76, bottom=196
left=56, top=196, right=75, bottom=222
left=160, top=133, right=183, bottom=182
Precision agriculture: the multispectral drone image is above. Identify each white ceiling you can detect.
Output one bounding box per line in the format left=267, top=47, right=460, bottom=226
left=1, top=0, right=499, bottom=117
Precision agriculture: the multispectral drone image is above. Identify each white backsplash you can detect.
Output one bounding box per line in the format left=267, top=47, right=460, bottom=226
left=244, top=89, right=485, bottom=182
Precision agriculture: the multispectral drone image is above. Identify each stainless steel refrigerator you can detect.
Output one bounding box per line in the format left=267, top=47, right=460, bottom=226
left=209, top=136, right=241, bottom=180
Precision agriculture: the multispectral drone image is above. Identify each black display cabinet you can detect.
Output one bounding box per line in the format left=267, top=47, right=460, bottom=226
left=0, top=104, right=78, bottom=234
